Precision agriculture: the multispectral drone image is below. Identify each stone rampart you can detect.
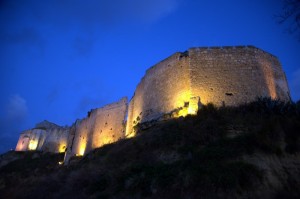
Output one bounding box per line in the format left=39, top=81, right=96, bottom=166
left=125, top=46, right=290, bottom=135
left=15, top=45, right=291, bottom=163
left=15, top=121, right=69, bottom=153
left=15, top=129, right=46, bottom=151
left=126, top=53, right=190, bottom=137
left=189, top=46, right=290, bottom=106
left=64, top=97, right=127, bottom=163
left=41, top=128, right=69, bottom=153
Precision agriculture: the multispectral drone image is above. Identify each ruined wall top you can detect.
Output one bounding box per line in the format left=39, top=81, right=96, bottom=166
left=135, top=45, right=279, bottom=95
left=16, top=45, right=291, bottom=159
left=87, top=97, right=128, bottom=118
left=35, top=120, right=67, bottom=130
left=188, top=45, right=277, bottom=58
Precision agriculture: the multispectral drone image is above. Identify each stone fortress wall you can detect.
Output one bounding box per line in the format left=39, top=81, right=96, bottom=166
left=126, top=46, right=290, bottom=135
left=126, top=53, right=190, bottom=137
left=189, top=46, right=290, bottom=107
left=15, top=129, right=46, bottom=151
left=15, top=46, right=290, bottom=163
left=15, top=121, right=69, bottom=153
left=64, top=97, right=127, bottom=163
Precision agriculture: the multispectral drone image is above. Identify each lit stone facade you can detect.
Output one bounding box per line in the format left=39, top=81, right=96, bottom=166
left=63, top=97, right=128, bottom=163
left=15, top=46, right=290, bottom=163
left=15, top=121, right=69, bottom=153
left=126, top=46, right=290, bottom=136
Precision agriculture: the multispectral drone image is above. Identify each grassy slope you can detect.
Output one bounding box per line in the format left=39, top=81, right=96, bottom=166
left=0, top=98, right=300, bottom=199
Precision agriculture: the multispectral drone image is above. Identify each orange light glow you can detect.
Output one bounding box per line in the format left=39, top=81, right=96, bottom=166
left=58, top=143, right=67, bottom=153
left=28, top=140, right=38, bottom=150
left=126, top=131, right=136, bottom=138
left=188, top=96, right=200, bottom=115
left=177, top=107, right=189, bottom=117
left=259, top=58, right=277, bottom=99
left=174, top=91, right=191, bottom=108
left=174, top=91, right=200, bottom=117
left=79, top=144, right=86, bottom=156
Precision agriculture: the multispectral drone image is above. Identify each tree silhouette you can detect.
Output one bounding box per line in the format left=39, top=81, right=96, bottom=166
left=276, top=0, right=300, bottom=40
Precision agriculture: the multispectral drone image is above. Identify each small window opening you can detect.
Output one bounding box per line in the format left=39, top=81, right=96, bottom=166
left=225, top=93, right=233, bottom=96
left=184, top=102, right=189, bottom=107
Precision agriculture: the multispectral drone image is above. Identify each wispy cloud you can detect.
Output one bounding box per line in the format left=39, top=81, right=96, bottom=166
left=6, top=94, right=28, bottom=122
left=72, top=36, right=94, bottom=57
left=1, top=0, right=182, bottom=29
left=0, top=0, right=182, bottom=59
left=0, top=94, right=28, bottom=153
left=47, top=88, right=60, bottom=105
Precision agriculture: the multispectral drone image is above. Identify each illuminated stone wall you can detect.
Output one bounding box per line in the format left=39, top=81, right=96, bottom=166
left=15, top=45, right=291, bottom=163
left=15, top=131, right=30, bottom=151
left=126, top=46, right=290, bottom=135
left=126, top=53, right=190, bottom=137
left=15, top=121, right=69, bottom=153
left=64, top=97, right=127, bottom=163
left=15, top=129, right=47, bottom=151
left=189, top=46, right=290, bottom=106
left=41, top=128, right=69, bottom=153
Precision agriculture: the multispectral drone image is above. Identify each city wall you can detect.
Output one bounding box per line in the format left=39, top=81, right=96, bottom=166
left=15, top=129, right=46, bottom=151
left=15, top=121, right=69, bottom=153
left=189, top=46, right=290, bottom=106
left=126, top=53, right=190, bottom=137
left=64, top=97, right=127, bottom=163
left=15, top=46, right=291, bottom=163
left=125, top=46, right=290, bottom=135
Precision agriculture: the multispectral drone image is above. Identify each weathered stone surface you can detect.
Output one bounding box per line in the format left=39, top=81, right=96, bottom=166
left=15, top=46, right=291, bottom=163
left=126, top=52, right=191, bottom=137
left=126, top=46, right=290, bottom=136
left=64, top=97, right=127, bottom=163
left=15, top=121, right=69, bottom=153
left=189, top=46, right=290, bottom=106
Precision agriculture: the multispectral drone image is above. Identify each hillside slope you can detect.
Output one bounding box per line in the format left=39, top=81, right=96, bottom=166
left=1, top=98, right=300, bottom=199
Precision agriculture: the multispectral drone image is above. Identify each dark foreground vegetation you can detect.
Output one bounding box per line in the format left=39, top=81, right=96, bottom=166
left=0, top=98, right=300, bottom=199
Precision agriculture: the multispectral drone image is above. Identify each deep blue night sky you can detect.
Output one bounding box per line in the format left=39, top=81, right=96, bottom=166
left=0, top=0, right=299, bottom=153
